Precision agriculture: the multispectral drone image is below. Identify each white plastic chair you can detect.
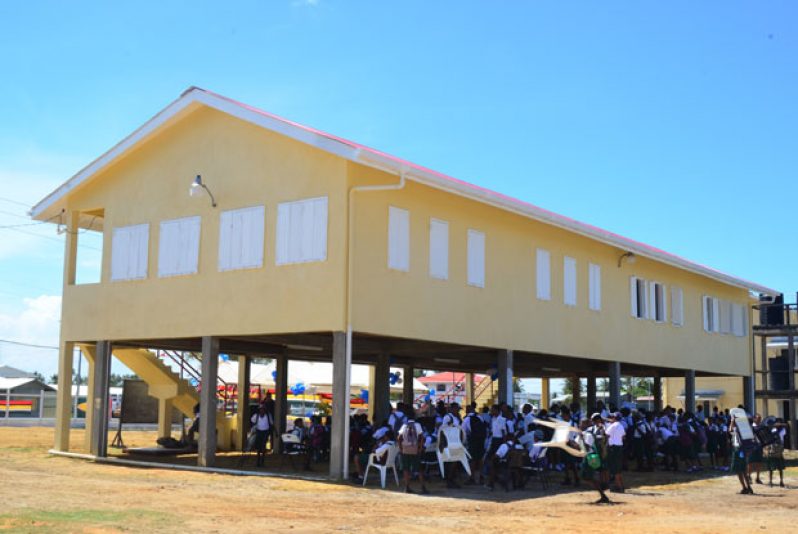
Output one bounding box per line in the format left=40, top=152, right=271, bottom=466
left=363, top=444, right=400, bottom=489
left=280, top=432, right=306, bottom=469
left=436, top=426, right=471, bottom=477
left=533, top=420, right=587, bottom=458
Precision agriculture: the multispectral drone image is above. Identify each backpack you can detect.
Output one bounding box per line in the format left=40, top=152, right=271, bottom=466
left=469, top=413, right=487, bottom=444
left=392, top=412, right=407, bottom=435
left=400, top=421, right=420, bottom=454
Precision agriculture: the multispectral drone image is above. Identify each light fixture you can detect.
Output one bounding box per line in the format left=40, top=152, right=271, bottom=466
left=434, top=357, right=459, bottom=364
left=617, top=251, right=636, bottom=268
left=285, top=344, right=323, bottom=352
left=189, top=174, right=217, bottom=207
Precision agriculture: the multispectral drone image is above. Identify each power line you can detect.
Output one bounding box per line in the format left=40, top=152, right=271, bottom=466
left=0, top=226, right=102, bottom=251
left=0, top=196, right=33, bottom=209
left=0, top=339, right=59, bottom=350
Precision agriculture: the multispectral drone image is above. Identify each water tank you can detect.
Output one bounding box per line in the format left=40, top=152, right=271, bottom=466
left=769, top=353, right=789, bottom=390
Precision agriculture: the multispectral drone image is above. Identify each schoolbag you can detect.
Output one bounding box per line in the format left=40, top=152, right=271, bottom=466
left=469, top=413, right=487, bottom=444
left=400, top=421, right=420, bottom=454
left=392, top=412, right=406, bottom=435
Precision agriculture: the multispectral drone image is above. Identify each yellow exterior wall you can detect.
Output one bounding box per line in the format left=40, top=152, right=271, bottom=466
left=348, top=164, right=752, bottom=375
left=61, top=106, right=348, bottom=341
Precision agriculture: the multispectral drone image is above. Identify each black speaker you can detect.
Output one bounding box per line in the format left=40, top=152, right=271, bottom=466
left=761, top=294, right=785, bottom=326
left=769, top=354, right=789, bottom=390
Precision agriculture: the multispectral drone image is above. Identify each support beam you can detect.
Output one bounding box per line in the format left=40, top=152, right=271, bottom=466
left=373, top=353, right=390, bottom=425
left=541, top=378, right=550, bottom=410
left=157, top=398, right=174, bottom=440
left=684, top=369, right=696, bottom=413
left=273, top=355, right=288, bottom=450
left=742, top=374, right=755, bottom=415
left=608, top=362, right=621, bottom=410
left=329, top=331, right=348, bottom=480
left=54, top=342, right=75, bottom=452
left=653, top=375, right=662, bottom=413
left=760, top=336, right=768, bottom=416
left=80, top=345, right=97, bottom=452
left=586, top=373, right=597, bottom=414
left=198, top=336, right=219, bottom=467
left=497, top=349, right=514, bottom=407
left=235, top=355, right=251, bottom=451
left=465, top=373, right=475, bottom=407
left=570, top=376, right=581, bottom=406
left=402, top=365, right=414, bottom=405
left=89, top=340, right=111, bottom=457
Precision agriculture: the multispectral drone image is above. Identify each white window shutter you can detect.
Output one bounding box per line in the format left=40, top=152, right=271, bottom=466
left=712, top=298, right=720, bottom=333
left=647, top=282, right=656, bottom=320
left=429, top=218, right=449, bottom=280
left=158, top=216, right=201, bottom=277
left=467, top=229, right=485, bottom=288
left=276, top=197, right=328, bottom=265
left=630, top=276, right=638, bottom=317
left=536, top=249, right=551, bottom=301
left=563, top=256, right=577, bottom=306
left=671, top=286, right=684, bottom=326
left=702, top=296, right=710, bottom=332
left=588, top=263, right=601, bottom=311
left=111, top=223, right=149, bottom=281
left=660, top=284, right=668, bottom=322
left=387, top=206, right=410, bottom=271
left=218, top=206, right=265, bottom=271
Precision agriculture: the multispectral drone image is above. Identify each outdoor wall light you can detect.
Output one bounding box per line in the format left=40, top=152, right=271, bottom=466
left=617, top=251, right=636, bottom=268
left=189, top=174, right=217, bottom=207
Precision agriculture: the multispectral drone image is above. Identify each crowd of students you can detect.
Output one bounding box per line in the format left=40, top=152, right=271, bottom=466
left=345, top=399, right=790, bottom=498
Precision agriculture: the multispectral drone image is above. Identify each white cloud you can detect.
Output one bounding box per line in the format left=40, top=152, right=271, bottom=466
left=0, top=295, right=61, bottom=376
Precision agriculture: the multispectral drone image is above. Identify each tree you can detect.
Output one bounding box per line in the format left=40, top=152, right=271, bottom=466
left=109, top=373, right=138, bottom=387
left=49, top=373, right=59, bottom=384
left=32, top=371, right=46, bottom=383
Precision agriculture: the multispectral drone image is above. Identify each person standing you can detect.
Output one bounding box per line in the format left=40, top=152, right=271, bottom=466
left=250, top=404, right=272, bottom=467
left=398, top=412, right=428, bottom=494
left=605, top=412, right=626, bottom=493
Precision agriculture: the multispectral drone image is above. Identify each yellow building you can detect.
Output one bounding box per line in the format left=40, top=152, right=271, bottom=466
left=31, top=87, right=777, bottom=478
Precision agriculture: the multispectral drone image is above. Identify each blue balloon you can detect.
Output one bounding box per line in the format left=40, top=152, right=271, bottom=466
left=491, top=372, right=499, bottom=381
left=424, top=394, right=431, bottom=402
left=360, top=389, right=369, bottom=401
left=271, top=370, right=277, bottom=380
left=220, top=353, right=230, bottom=362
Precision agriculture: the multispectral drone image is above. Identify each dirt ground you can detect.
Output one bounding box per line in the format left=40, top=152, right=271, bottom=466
left=1, top=427, right=797, bottom=533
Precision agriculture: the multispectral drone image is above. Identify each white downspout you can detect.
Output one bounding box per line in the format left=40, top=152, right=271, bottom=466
left=342, top=154, right=407, bottom=479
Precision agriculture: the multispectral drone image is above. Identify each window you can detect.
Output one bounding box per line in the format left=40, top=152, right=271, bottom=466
left=588, top=263, right=601, bottom=311
left=429, top=218, right=449, bottom=280
left=731, top=303, right=747, bottom=337
left=387, top=206, right=409, bottom=271
left=436, top=384, right=447, bottom=392
left=467, top=229, right=485, bottom=288
left=703, top=295, right=719, bottom=333
left=630, top=276, right=648, bottom=319
left=563, top=256, right=577, bottom=306
left=671, top=286, right=684, bottom=326
left=218, top=206, right=265, bottom=271
left=110, top=223, right=149, bottom=281
left=536, top=248, right=551, bottom=301
left=158, top=216, right=201, bottom=277
left=649, top=282, right=667, bottom=322
left=719, top=300, right=733, bottom=334
left=276, top=197, right=328, bottom=265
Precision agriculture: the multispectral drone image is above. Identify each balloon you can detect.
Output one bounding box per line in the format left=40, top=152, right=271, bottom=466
left=220, top=353, right=230, bottom=362
left=491, top=372, right=499, bottom=381
left=424, top=394, right=431, bottom=402
left=360, top=389, right=369, bottom=402
left=271, top=370, right=277, bottom=380
left=389, top=372, right=398, bottom=385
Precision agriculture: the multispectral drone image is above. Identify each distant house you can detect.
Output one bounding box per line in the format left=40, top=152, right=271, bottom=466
left=0, top=366, right=56, bottom=417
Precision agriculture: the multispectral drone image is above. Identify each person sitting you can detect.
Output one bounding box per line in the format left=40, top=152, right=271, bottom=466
left=488, top=435, right=514, bottom=491
left=352, top=429, right=395, bottom=482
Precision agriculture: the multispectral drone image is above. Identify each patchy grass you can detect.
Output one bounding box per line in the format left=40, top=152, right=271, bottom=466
left=0, top=509, right=173, bottom=533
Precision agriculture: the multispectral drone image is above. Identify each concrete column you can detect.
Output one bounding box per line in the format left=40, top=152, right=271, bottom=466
left=89, top=340, right=111, bottom=457
left=608, top=361, right=621, bottom=410
left=373, top=353, right=390, bottom=425
left=684, top=369, right=696, bottom=413
left=54, top=342, right=75, bottom=451
left=80, top=345, right=97, bottom=451
left=274, top=355, right=288, bottom=447
left=497, top=349, right=514, bottom=407
left=367, top=365, right=376, bottom=423
left=541, top=378, right=550, bottom=410
left=63, top=210, right=79, bottom=286
left=402, top=365, right=414, bottom=406
left=235, top=355, right=250, bottom=451
left=330, top=331, right=349, bottom=480
left=157, top=398, right=174, bottom=440
left=465, top=373, right=475, bottom=407
left=653, top=375, right=663, bottom=412
left=570, top=376, right=581, bottom=405
left=586, top=373, right=597, bottom=413
left=742, top=375, right=755, bottom=416
left=198, top=336, right=219, bottom=467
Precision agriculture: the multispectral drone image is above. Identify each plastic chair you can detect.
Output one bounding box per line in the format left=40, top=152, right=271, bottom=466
left=436, top=426, right=472, bottom=477
left=281, top=432, right=307, bottom=470
left=363, top=444, right=400, bottom=489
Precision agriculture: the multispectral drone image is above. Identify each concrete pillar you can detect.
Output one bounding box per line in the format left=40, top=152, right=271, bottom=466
left=80, top=345, right=97, bottom=451
left=157, top=398, right=174, bottom=440
left=54, top=342, right=75, bottom=451
left=198, top=336, right=219, bottom=467
left=402, top=365, right=414, bottom=406
left=570, top=376, right=581, bottom=405
left=465, top=373, right=475, bottom=407
left=541, top=377, right=550, bottom=410
left=684, top=369, right=696, bottom=412
left=742, top=375, right=755, bottom=416
left=373, top=353, right=390, bottom=425
left=653, top=375, right=663, bottom=412
left=273, top=355, right=288, bottom=448
left=497, top=349, right=514, bottom=407
left=329, top=331, right=349, bottom=480
left=367, top=365, right=376, bottom=423
left=586, top=373, right=597, bottom=413
left=63, top=210, right=79, bottom=286
left=235, top=355, right=250, bottom=451
left=608, top=361, right=621, bottom=410
left=89, top=340, right=111, bottom=457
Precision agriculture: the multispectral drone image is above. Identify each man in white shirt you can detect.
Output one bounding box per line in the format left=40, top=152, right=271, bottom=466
left=489, top=405, right=507, bottom=457
left=250, top=404, right=272, bottom=467
left=605, top=412, right=626, bottom=492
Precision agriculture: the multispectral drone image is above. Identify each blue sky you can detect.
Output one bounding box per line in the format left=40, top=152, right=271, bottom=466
left=0, top=1, right=796, bottom=384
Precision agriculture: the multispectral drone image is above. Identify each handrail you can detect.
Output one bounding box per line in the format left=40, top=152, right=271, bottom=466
left=753, top=300, right=797, bottom=329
